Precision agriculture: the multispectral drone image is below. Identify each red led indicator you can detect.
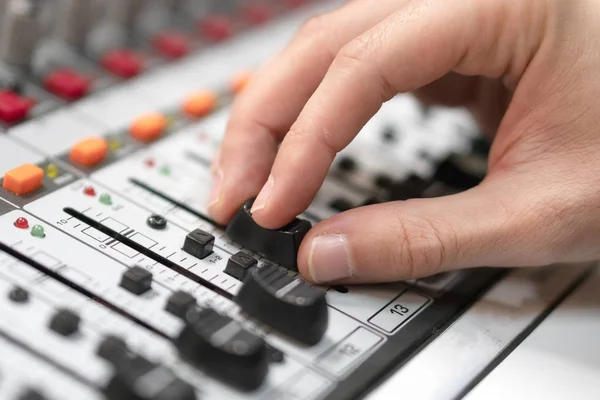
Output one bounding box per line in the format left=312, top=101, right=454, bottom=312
left=145, top=158, right=156, bottom=167
left=14, top=217, right=29, bottom=229
left=84, top=186, right=96, bottom=196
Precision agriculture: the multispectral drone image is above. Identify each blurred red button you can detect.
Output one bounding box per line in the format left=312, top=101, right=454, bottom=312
left=153, top=31, right=191, bottom=59
left=44, top=68, right=90, bottom=101
left=0, top=90, right=35, bottom=124
left=243, top=3, right=273, bottom=25
left=101, top=49, right=144, bottom=79
left=199, top=15, right=233, bottom=42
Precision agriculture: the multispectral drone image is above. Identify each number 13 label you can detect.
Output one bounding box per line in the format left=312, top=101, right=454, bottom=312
left=368, top=290, right=430, bottom=333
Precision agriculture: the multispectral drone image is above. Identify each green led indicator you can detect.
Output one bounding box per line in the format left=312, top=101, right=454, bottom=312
left=30, top=225, right=45, bottom=238
left=159, top=165, right=171, bottom=176
left=99, top=193, right=113, bottom=205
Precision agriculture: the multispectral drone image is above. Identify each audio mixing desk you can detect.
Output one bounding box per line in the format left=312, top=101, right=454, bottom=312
left=0, top=1, right=598, bottom=400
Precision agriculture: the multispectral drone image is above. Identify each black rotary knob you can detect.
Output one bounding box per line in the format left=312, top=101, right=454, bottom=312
left=147, top=214, right=167, bottom=230
left=225, top=200, right=311, bottom=270
left=174, top=308, right=268, bottom=391
left=235, top=264, right=328, bottom=346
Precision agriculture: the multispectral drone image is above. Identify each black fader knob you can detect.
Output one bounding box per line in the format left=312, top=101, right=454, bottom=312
left=96, top=335, right=129, bottom=364
left=119, top=266, right=153, bottom=295
left=165, top=291, right=197, bottom=320
left=225, top=200, right=311, bottom=270
left=103, top=354, right=196, bottom=400
left=235, top=264, right=328, bottom=346
left=183, top=229, right=214, bottom=259
left=224, top=251, right=257, bottom=281
left=48, top=309, right=80, bottom=337
left=174, top=308, right=268, bottom=391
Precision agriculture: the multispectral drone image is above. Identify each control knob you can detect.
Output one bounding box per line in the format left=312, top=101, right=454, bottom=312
left=174, top=308, right=268, bottom=391
left=225, top=199, right=311, bottom=270
left=235, top=264, right=328, bottom=346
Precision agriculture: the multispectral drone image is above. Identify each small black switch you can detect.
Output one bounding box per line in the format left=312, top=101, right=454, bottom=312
left=175, top=308, right=268, bottom=391
left=381, top=125, right=398, bottom=142
left=49, top=309, right=80, bottom=337
left=165, top=291, right=197, bottom=320
left=266, top=345, right=285, bottom=363
left=226, top=200, right=311, bottom=270
left=8, top=286, right=29, bottom=303
left=147, top=214, right=167, bottom=230
left=18, top=389, right=48, bottom=400
left=328, top=198, right=353, bottom=212
left=224, top=251, right=257, bottom=281
left=235, top=264, right=328, bottom=346
left=119, top=266, right=153, bottom=295
left=374, top=173, right=393, bottom=189
left=96, top=335, right=128, bottom=364
left=337, top=156, right=357, bottom=172
left=183, top=229, right=214, bottom=259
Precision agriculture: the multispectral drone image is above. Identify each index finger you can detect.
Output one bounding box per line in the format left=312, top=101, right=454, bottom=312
left=208, top=0, right=407, bottom=224
left=250, top=0, right=546, bottom=228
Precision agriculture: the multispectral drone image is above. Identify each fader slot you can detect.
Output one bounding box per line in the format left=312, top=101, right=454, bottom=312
left=129, top=177, right=223, bottom=229
left=64, top=207, right=234, bottom=300
left=0, top=241, right=169, bottom=339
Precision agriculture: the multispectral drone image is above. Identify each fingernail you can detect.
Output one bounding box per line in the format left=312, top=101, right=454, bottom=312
left=251, top=175, right=274, bottom=214
left=308, top=234, right=354, bottom=283
left=208, top=168, right=223, bottom=208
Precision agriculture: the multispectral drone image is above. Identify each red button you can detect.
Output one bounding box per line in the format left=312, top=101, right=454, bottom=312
left=199, top=15, right=233, bottom=42
left=153, top=31, right=190, bottom=60
left=0, top=90, right=35, bottom=124
left=243, top=3, right=273, bottom=25
left=101, top=49, right=144, bottom=79
left=44, top=68, right=91, bottom=101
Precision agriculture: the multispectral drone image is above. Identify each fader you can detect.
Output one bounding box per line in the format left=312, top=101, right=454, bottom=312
left=0, top=1, right=595, bottom=400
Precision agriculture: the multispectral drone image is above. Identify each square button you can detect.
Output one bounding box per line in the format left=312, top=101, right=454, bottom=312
left=2, top=163, right=44, bottom=195
left=44, top=68, right=91, bottom=100
left=0, top=90, right=35, bottom=124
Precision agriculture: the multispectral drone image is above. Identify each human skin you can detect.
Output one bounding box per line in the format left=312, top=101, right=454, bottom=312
left=208, top=0, right=600, bottom=285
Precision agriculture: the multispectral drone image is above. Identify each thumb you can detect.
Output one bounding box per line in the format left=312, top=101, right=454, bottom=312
left=297, top=175, right=555, bottom=284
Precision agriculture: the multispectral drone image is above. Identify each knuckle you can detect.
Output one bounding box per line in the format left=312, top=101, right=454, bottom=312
left=335, top=34, right=396, bottom=100
left=297, top=14, right=330, bottom=41
left=390, top=210, right=458, bottom=280
left=336, top=36, right=373, bottom=69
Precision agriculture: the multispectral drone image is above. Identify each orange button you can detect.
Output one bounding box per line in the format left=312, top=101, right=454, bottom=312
left=2, top=163, right=44, bottom=195
left=230, top=71, right=252, bottom=94
left=183, top=91, right=218, bottom=118
left=130, top=113, right=168, bottom=142
left=70, top=137, right=108, bottom=167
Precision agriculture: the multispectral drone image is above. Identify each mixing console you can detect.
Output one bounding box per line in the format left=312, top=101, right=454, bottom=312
left=0, top=1, right=594, bottom=400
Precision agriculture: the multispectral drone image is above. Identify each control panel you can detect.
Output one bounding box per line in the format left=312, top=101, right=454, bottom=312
left=0, top=1, right=590, bottom=400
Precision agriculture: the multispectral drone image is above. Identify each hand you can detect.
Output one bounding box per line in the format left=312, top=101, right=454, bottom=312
left=208, top=0, right=600, bottom=285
